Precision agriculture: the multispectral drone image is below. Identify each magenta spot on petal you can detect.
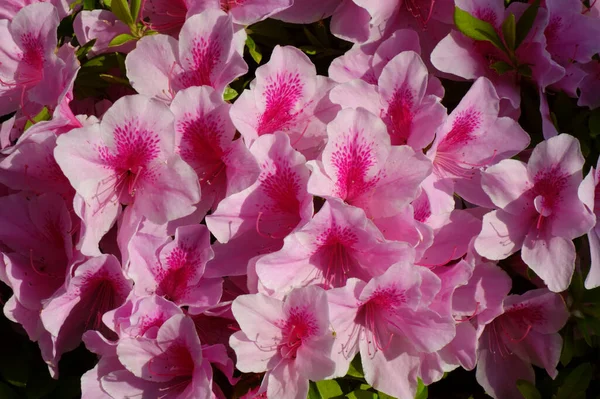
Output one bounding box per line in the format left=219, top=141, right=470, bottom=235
left=257, top=72, right=304, bottom=134
left=412, top=194, right=431, bottom=223
left=178, top=37, right=222, bottom=89
left=177, top=113, right=226, bottom=185
left=20, top=33, right=45, bottom=70
left=438, top=108, right=481, bottom=152
left=277, top=306, right=318, bottom=359
left=136, top=312, right=170, bottom=337
left=220, top=0, right=246, bottom=12
left=474, top=8, right=498, bottom=27
left=545, top=16, right=563, bottom=42
left=384, top=85, right=415, bottom=145
left=532, top=166, right=569, bottom=213
left=155, top=246, right=202, bottom=302
left=356, top=285, right=406, bottom=355
left=97, top=120, right=160, bottom=199
left=313, top=226, right=359, bottom=288
left=80, top=274, right=125, bottom=339
left=259, top=160, right=301, bottom=215
left=331, top=133, right=380, bottom=202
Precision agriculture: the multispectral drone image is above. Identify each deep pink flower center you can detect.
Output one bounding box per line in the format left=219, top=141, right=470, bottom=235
left=257, top=72, right=304, bottom=134
left=532, top=165, right=569, bottom=216
left=278, top=307, right=318, bottom=359
left=434, top=108, right=483, bottom=178
left=384, top=85, right=415, bottom=145
left=81, top=276, right=121, bottom=338
left=177, top=114, right=226, bottom=185
left=156, top=246, right=200, bottom=302
left=98, top=121, right=160, bottom=200
left=356, top=286, right=406, bottom=355
left=178, top=37, right=222, bottom=89
left=313, top=226, right=359, bottom=288
left=331, top=133, right=380, bottom=202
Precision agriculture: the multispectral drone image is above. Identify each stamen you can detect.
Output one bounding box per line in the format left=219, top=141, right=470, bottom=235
left=454, top=302, right=480, bottom=322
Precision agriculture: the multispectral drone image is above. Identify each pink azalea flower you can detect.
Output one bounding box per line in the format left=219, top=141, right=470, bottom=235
left=0, top=3, right=78, bottom=118
left=327, top=262, right=456, bottom=398
left=475, top=134, right=596, bottom=292
left=229, top=45, right=339, bottom=159
left=330, top=51, right=446, bottom=149
left=73, top=10, right=134, bottom=57
left=578, top=157, right=600, bottom=288
left=0, top=193, right=73, bottom=346
left=307, top=107, right=432, bottom=222
left=230, top=285, right=336, bottom=399
left=40, top=254, right=132, bottom=371
left=431, top=0, right=564, bottom=109
left=476, top=289, right=568, bottom=399
left=54, top=95, right=201, bottom=255
left=426, top=77, right=530, bottom=206
left=205, top=132, right=313, bottom=277
left=191, top=0, right=294, bottom=26
left=272, top=0, right=341, bottom=24
left=126, top=10, right=247, bottom=102
left=171, top=86, right=259, bottom=218
left=127, top=225, right=222, bottom=309
left=577, top=60, right=600, bottom=110
left=104, top=314, right=214, bottom=399
left=256, top=198, right=414, bottom=294
left=0, top=0, right=69, bottom=20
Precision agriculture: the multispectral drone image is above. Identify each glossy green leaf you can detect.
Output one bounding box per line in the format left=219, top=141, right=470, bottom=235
left=345, top=390, right=376, bottom=399
left=516, top=379, right=541, bottom=399
left=346, top=355, right=364, bottom=378
left=590, top=109, right=600, bottom=138
left=560, top=326, right=574, bottom=366
left=415, top=379, right=428, bottom=399
left=316, top=380, right=343, bottom=398
left=555, top=363, right=592, bottom=399
left=245, top=36, right=262, bottom=64
left=75, top=39, right=96, bottom=61
left=23, top=107, right=51, bottom=131
left=108, top=33, right=136, bottom=47
left=490, top=61, right=514, bottom=75
left=99, top=74, right=130, bottom=86
left=308, top=381, right=322, bottom=399
left=502, top=13, right=516, bottom=51
left=111, top=0, right=134, bottom=27
left=83, top=0, right=96, bottom=10
left=515, top=0, right=540, bottom=48
left=223, top=86, right=238, bottom=101
left=129, top=0, right=142, bottom=22
left=454, top=7, right=505, bottom=51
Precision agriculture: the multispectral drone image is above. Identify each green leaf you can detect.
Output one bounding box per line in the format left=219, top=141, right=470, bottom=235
left=560, top=327, right=574, bottom=366
left=108, top=33, right=136, bottom=47
left=516, top=379, right=541, bottom=399
left=0, top=382, right=20, bottom=399
left=111, top=0, right=134, bottom=27
left=502, top=13, right=516, bottom=51
left=308, top=381, right=322, bottom=399
left=129, top=0, right=142, bottom=22
left=346, top=355, right=364, bottom=378
left=454, top=7, right=506, bottom=51
left=83, top=0, right=96, bottom=10
left=517, top=64, right=533, bottom=78
left=590, top=109, right=600, bottom=138
left=415, top=379, right=428, bottom=399
left=99, top=73, right=130, bottom=86
left=315, top=380, right=343, bottom=398
left=223, top=86, right=238, bottom=101
left=245, top=36, right=262, bottom=64
left=515, top=0, right=540, bottom=49
left=103, top=0, right=112, bottom=7
left=377, top=392, right=395, bottom=399
left=490, top=61, right=514, bottom=75
left=555, top=363, right=592, bottom=399
left=23, top=107, right=51, bottom=131
left=299, top=45, right=320, bottom=55
left=75, top=39, right=96, bottom=61
left=345, top=390, right=376, bottom=399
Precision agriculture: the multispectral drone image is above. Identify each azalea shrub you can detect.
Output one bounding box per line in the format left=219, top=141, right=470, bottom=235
left=1, top=0, right=600, bottom=398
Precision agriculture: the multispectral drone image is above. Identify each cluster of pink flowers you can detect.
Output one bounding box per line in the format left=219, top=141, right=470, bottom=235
left=0, top=0, right=599, bottom=398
